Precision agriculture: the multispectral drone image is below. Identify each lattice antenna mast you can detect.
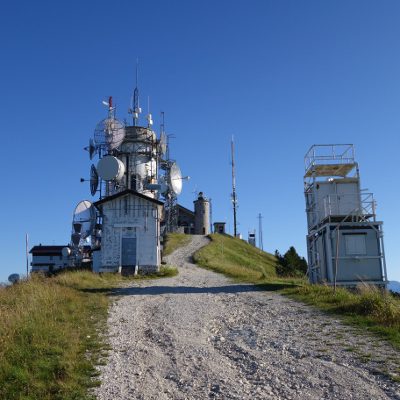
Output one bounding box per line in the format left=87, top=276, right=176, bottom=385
left=258, top=213, right=264, bottom=250
left=231, top=136, right=238, bottom=237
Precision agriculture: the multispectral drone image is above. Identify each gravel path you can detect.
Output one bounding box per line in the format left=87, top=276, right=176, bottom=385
left=94, top=235, right=400, bottom=400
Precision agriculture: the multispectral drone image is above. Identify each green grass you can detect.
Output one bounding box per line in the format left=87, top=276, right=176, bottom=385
left=284, top=283, right=400, bottom=350
left=193, top=234, right=280, bottom=282
left=0, top=267, right=177, bottom=400
left=162, top=233, right=192, bottom=256
left=194, top=234, right=400, bottom=351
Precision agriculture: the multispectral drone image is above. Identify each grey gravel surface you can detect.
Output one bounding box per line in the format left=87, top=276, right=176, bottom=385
left=94, top=235, right=400, bottom=400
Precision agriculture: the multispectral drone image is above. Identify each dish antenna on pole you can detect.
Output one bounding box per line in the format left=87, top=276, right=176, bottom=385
left=8, top=273, right=20, bottom=284
left=72, top=200, right=96, bottom=240
left=90, top=164, right=99, bottom=196
left=94, top=96, right=125, bottom=152
left=168, top=162, right=183, bottom=195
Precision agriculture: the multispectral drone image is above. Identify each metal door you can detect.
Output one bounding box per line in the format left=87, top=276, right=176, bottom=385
left=121, top=237, right=137, bottom=266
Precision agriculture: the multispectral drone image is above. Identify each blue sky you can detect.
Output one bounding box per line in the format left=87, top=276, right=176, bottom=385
left=0, top=0, right=399, bottom=282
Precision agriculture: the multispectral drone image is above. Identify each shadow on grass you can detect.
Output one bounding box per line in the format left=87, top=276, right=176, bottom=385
left=255, top=282, right=301, bottom=291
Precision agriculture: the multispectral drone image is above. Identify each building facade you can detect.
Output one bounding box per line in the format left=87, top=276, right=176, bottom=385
left=94, top=190, right=163, bottom=274
left=304, top=144, right=387, bottom=286
left=30, top=245, right=70, bottom=273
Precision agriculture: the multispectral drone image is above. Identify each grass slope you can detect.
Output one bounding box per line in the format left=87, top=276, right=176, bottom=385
left=193, top=234, right=279, bottom=282
left=162, top=233, right=192, bottom=257
left=0, top=267, right=177, bottom=400
left=194, top=234, right=400, bottom=351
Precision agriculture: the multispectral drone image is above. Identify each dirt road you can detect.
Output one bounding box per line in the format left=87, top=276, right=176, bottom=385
left=94, top=235, right=400, bottom=400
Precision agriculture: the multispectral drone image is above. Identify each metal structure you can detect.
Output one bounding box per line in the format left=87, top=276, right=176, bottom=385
left=231, top=136, right=238, bottom=237
left=258, top=213, right=264, bottom=251
left=304, top=144, right=387, bottom=287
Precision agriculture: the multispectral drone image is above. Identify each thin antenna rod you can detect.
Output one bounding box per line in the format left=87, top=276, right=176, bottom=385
left=258, top=213, right=264, bottom=250
left=231, top=136, right=238, bottom=237
left=132, top=59, right=140, bottom=126
left=26, top=233, right=29, bottom=277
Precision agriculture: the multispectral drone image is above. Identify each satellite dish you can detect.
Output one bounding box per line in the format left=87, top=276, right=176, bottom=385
left=94, top=117, right=125, bottom=151
left=8, top=273, right=20, bottom=284
left=159, top=132, right=167, bottom=156
left=169, top=162, right=182, bottom=195
left=89, top=138, right=96, bottom=160
left=72, top=200, right=96, bottom=239
left=90, top=164, right=99, bottom=196
left=62, top=247, right=71, bottom=257
left=97, top=156, right=125, bottom=181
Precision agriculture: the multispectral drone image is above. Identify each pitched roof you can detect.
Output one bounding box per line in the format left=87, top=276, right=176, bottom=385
left=177, top=204, right=194, bottom=216
left=94, top=189, right=164, bottom=208
left=29, top=245, right=67, bottom=254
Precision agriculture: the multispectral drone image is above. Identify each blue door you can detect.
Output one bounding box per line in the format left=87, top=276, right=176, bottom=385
left=121, top=237, right=137, bottom=266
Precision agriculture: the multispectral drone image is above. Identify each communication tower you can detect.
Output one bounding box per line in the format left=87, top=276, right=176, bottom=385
left=304, top=144, right=387, bottom=287
left=74, top=71, right=187, bottom=272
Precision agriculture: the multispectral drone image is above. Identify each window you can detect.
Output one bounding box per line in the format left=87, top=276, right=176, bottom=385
left=345, top=234, right=367, bottom=255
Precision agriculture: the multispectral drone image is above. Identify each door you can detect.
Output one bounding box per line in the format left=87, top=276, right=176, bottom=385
left=121, top=237, right=137, bottom=266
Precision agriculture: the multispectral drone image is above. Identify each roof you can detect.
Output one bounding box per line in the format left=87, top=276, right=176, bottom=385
left=177, top=204, right=194, bottom=216
left=94, top=189, right=164, bottom=208
left=29, top=245, right=66, bottom=254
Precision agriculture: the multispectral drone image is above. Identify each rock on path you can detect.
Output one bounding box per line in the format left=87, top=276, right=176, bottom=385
left=94, top=235, right=400, bottom=400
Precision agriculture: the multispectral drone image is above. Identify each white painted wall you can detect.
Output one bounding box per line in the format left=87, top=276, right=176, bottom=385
left=99, top=193, right=161, bottom=271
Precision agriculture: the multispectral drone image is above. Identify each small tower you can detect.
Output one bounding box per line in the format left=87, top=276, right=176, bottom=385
left=304, top=144, right=387, bottom=287
left=194, top=192, right=210, bottom=235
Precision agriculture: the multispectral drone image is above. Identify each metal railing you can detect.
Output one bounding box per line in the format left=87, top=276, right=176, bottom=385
left=307, top=192, right=376, bottom=228
left=305, top=144, right=355, bottom=173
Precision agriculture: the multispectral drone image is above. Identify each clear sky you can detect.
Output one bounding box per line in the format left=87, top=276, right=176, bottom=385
left=1, top=0, right=399, bottom=283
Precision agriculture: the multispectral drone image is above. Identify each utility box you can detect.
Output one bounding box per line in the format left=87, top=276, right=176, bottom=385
left=304, top=144, right=387, bottom=287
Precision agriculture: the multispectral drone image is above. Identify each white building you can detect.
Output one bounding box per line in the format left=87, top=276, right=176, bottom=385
left=30, top=245, right=70, bottom=273
left=304, top=144, right=387, bottom=286
left=93, top=189, right=163, bottom=274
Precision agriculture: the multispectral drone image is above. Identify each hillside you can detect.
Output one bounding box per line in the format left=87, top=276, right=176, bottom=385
left=193, top=234, right=278, bottom=282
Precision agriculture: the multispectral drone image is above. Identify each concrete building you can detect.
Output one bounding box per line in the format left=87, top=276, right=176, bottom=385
left=304, top=144, right=387, bottom=286
left=30, top=245, right=70, bottom=273
left=94, top=189, right=163, bottom=274
left=193, top=192, right=210, bottom=235
left=248, top=231, right=256, bottom=246
left=213, top=222, right=226, bottom=234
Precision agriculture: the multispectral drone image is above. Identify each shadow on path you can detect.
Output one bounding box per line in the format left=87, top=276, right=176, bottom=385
left=112, top=284, right=264, bottom=296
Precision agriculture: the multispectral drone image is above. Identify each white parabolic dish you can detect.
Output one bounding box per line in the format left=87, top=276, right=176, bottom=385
left=97, top=156, right=125, bottom=181
left=169, top=162, right=182, bottom=195
left=73, top=200, right=96, bottom=239
left=94, top=118, right=125, bottom=150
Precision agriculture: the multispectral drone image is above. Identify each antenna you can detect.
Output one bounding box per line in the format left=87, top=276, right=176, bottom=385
left=146, top=96, right=153, bottom=127
left=129, top=60, right=141, bottom=126
left=26, top=233, right=29, bottom=277
left=209, top=198, right=213, bottom=233
left=231, top=136, right=238, bottom=237
left=258, top=213, right=264, bottom=251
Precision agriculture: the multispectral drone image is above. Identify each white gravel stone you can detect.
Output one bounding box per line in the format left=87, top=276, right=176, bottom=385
left=93, top=235, right=400, bottom=400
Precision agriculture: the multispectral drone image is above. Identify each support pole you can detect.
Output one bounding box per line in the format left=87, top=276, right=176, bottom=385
left=231, top=137, right=238, bottom=237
